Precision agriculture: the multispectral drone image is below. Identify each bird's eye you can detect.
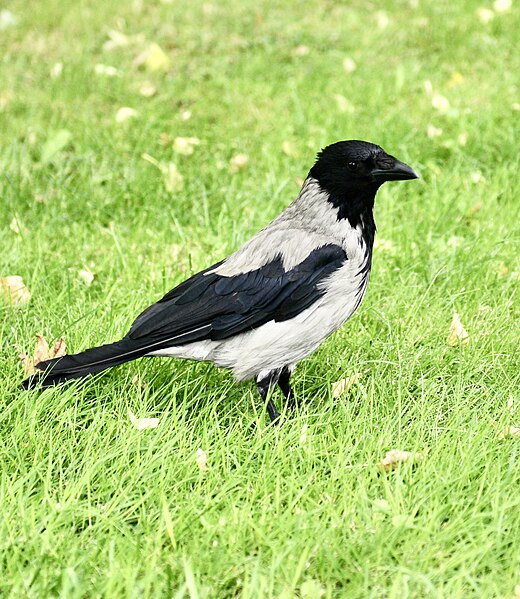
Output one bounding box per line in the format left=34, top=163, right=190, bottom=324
left=348, top=161, right=358, bottom=171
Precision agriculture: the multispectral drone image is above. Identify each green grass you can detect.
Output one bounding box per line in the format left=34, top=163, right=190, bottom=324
left=1, top=0, right=519, bottom=596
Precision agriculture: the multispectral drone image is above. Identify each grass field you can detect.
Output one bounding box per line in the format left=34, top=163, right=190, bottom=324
left=1, top=0, right=519, bottom=596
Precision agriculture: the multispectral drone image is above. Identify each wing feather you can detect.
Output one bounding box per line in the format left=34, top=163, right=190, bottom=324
left=127, top=244, right=346, bottom=345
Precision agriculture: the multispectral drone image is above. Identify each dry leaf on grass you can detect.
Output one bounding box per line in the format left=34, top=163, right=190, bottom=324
left=139, top=81, right=156, bottom=97
left=497, top=426, right=520, bottom=440
left=342, top=57, right=357, bottom=73
left=0, top=9, right=17, bottom=30
left=334, top=94, right=355, bottom=113
left=94, top=63, right=120, bottom=77
left=115, top=107, right=139, bottom=123
left=427, top=124, right=443, bottom=138
left=195, top=448, right=208, bottom=471
left=41, top=129, right=72, bottom=164
left=134, top=43, right=171, bottom=72
left=447, top=312, right=469, bottom=346
left=229, top=153, right=248, bottom=173
left=476, top=7, right=495, bottom=22
left=50, top=62, right=63, bottom=79
left=142, top=153, right=184, bottom=192
left=173, top=136, right=200, bottom=155
left=281, top=140, right=299, bottom=158
left=493, top=0, right=512, bottom=12
left=20, top=335, right=66, bottom=376
left=128, top=408, right=160, bottom=430
left=291, top=45, right=309, bottom=57
left=431, top=92, right=450, bottom=113
left=1, top=275, right=31, bottom=306
left=378, top=449, right=424, bottom=472
left=331, top=373, right=362, bottom=398
left=78, top=269, right=95, bottom=286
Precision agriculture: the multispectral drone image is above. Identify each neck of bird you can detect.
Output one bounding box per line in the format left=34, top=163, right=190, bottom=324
left=294, top=177, right=377, bottom=253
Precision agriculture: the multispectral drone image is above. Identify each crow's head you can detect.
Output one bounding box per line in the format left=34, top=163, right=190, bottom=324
left=310, top=140, right=418, bottom=190
left=308, top=140, right=419, bottom=223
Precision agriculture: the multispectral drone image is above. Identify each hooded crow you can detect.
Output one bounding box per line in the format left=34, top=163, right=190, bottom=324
left=22, top=140, right=418, bottom=422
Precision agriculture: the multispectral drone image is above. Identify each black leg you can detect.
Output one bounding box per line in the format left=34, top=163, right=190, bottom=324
left=277, top=366, right=294, bottom=402
left=257, top=371, right=281, bottom=424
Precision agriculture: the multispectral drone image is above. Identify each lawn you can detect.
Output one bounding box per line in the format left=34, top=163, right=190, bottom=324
left=1, top=0, right=519, bottom=596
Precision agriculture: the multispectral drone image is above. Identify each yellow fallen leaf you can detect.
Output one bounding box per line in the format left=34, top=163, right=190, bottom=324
left=470, top=171, right=485, bottom=184
left=431, top=92, right=450, bottom=113
left=300, top=579, right=326, bottom=598
left=0, top=9, right=17, bottom=30
left=115, top=107, right=139, bottom=123
left=9, top=216, right=26, bottom=235
left=128, top=408, right=160, bottom=430
left=281, top=140, right=299, bottom=158
left=142, top=153, right=183, bottom=192
left=299, top=424, right=308, bottom=446
left=291, top=45, right=309, bottom=57
left=164, top=163, right=184, bottom=192
left=135, top=43, right=171, bottom=72
left=103, top=29, right=131, bottom=50
left=173, top=136, right=200, bottom=155
left=229, top=153, right=249, bottom=173
left=373, top=238, right=395, bottom=252
left=1, top=275, right=31, bottom=306
left=507, top=395, right=514, bottom=412
left=497, top=425, right=520, bottom=440
left=447, top=312, right=469, bottom=346
left=493, top=0, right=511, bottom=12
left=476, top=7, right=494, bottom=22
left=50, top=62, right=63, bottom=79
left=102, top=29, right=144, bottom=51
left=331, top=373, right=362, bottom=398
left=180, top=110, right=192, bottom=121
left=375, top=11, right=390, bottom=29
left=427, top=124, right=443, bottom=138
left=139, top=81, right=157, bottom=97
left=78, top=268, right=95, bottom=286
left=20, top=335, right=66, bottom=376
left=94, top=63, right=120, bottom=77
left=334, top=94, right=355, bottom=113
left=458, top=132, right=468, bottom=146
left=447, top=71, right=464, bottom=87
left=378, top=449, right=423, bottom=472
left=195, top=448, right=208, bottom=471
left=342, top=57, right=357, bottom=73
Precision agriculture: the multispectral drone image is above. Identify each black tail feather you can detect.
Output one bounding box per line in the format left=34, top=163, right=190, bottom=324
left=22, top=338, right=150, bottom=389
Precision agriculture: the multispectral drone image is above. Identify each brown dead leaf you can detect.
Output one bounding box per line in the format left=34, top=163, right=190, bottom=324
left=447, top=312, right=469, bottom=346
left=378, top=449, right=423, bottom=472
left=20, top=335, right=66, bottom=376
left=1, top=275, right=31, bottom=306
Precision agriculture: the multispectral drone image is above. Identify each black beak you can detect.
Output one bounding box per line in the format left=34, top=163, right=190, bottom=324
left=371, top=159, right=419, bottom=182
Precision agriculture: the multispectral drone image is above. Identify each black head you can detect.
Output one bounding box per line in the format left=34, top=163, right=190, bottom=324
left=309, top=140, right=418, bottom=225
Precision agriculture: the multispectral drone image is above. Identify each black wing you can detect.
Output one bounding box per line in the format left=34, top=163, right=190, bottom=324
left=127, top=244, right=346, bottom=345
